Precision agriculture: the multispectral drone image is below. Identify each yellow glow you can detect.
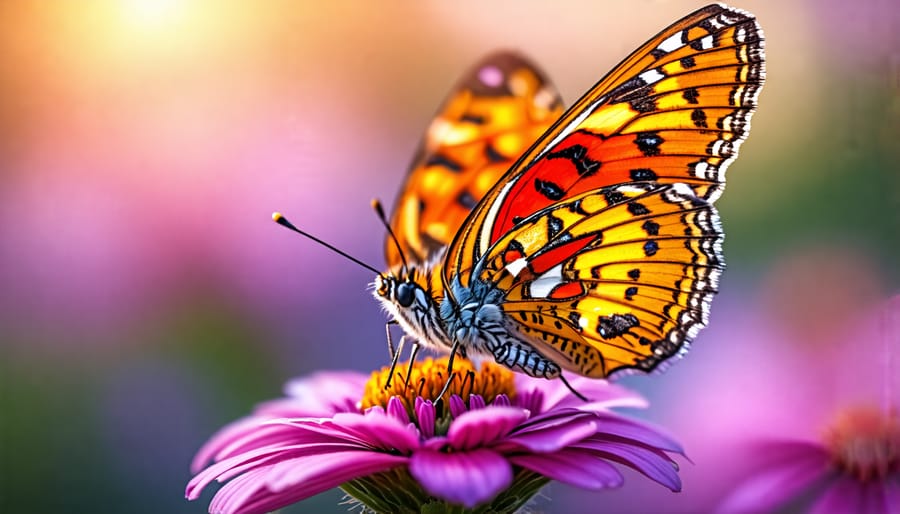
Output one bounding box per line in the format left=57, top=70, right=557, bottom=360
left=121, top=0, right=184, bottom=29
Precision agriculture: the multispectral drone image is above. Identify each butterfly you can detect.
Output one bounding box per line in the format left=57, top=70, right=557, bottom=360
left=373, top=3, right=765, bottom=383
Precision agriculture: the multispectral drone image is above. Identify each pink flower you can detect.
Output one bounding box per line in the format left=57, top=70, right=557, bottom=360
left=186, top=358, right=684, bottom=513
left=719, top=295, right=900, bottom=514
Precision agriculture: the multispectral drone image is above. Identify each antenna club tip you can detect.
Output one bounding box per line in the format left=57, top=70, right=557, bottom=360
left=272, top=212, right=284, bottom=222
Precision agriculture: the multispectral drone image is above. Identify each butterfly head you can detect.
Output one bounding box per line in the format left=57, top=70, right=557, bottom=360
left=374, top=273, right=418, bottom=308
left=373, top=267, right=449, bottom=350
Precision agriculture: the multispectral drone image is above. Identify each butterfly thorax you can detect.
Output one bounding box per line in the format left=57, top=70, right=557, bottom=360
left=440, top=275, right=562, bottom=379
left=375, top=261, right=563, bottom=379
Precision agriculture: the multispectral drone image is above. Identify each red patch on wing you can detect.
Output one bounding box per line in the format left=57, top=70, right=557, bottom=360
left=548, top=281, right=586, bottom=299
left=490, top=131, right=635, bottom=243
left=528, top=234, right=596, bottom=275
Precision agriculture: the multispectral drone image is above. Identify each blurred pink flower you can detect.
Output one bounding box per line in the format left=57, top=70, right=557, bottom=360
left=718, top=295, right=900, bottom=514
left=186, top=359, right=684, bottom=513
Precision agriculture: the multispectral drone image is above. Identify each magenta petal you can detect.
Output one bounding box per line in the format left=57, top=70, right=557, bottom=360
left=212, top=452, right=408, bottom=514
left=330, top=411, right=420, bottom=452
left=448, top=407, right=527, bottom=450
left=208, top=467, right=270, bottom=514
left=719, top=441, right=831, bottom=513
left=883, top=480, right=900, bottom=514
left=449, top=395, right=467, bottom=418
left=591, top=412, right=684, bottom=453
left=277, top=371, right=368, bottom=416
left=191, top=416, right=270, bottom=473
left=267, top=451, right=408, bottom=492
left=502, top=417, right=597, bottom=453
left=387, top=396, right=410, bottom=424
left=469, top=394, right=486, bottom=410
left=510, top=448, right=623, bottom=489
left=811, top=476, right=864, bottom=514
left=415, top=398, right=436, bottom=439
left=409, top=448, right=512, bottom=508
left=575, top=439, right=682, bottom=491
left=492, top=394, right=511, bottom=408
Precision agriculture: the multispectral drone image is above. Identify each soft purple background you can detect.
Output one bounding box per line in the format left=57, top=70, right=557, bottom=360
left=1, top=1, right=897, bottom=512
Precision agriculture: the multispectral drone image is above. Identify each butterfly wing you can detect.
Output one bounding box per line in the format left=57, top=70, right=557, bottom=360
left=386, top=52, right=564, bottom=270
left=443, top=4, right=764, bottom=377
left=484, top=183, right=722, bottom=377
left=446, top=4, right=764, bottom=279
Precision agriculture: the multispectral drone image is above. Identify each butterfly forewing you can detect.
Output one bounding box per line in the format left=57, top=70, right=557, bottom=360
left=386, top=52, right=564, bottom=270
left=445, top=4, right=764, bottom=283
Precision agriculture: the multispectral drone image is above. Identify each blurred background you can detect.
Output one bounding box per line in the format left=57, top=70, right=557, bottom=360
left=1, top=0, right=897, bottom=512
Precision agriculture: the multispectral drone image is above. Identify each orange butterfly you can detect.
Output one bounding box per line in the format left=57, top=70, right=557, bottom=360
left=374, top=4, right=765, bottom=383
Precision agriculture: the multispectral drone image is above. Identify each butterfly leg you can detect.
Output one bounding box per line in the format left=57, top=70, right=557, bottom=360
left=434, top=340, right=461, bottom=401
left=384, top=319, right=399, bottom=359
left=558, top=374, right=589, bottom=402
left=384, top=325, right=405, bottom=390
left=402, top=341, right=421, bottom=388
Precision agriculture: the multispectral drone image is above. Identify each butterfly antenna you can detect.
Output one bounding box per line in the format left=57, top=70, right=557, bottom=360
left=272, top=212, right=381, bottom=275
left=371, top=199, right=409, bottom=275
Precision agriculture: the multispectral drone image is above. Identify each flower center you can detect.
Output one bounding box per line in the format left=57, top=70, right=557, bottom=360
left=824, top=406, right=900, bottom=481
left=360, top=357, right=516, bottom=413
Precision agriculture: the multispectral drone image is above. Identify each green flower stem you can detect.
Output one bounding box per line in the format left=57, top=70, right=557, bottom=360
left=341, top=467, right=550, bottom=514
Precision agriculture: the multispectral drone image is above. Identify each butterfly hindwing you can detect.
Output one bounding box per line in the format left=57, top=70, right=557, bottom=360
left=489, top=183, right=723, bottom=377
left=386, top=52, right=564, bottom=270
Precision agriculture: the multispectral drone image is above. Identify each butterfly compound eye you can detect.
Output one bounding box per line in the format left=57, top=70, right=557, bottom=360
left=396, top=282, right=415, bottom=307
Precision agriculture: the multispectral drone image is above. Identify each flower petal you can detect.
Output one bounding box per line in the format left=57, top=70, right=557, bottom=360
left=591, top=412, right=684, bottom=454
left=449, top=394, right=467, bottom=418
left=811, top=476, right=865, bottom=514
left=267, top=451, right=408, bottom=492
left=211, top=452, right=408, bottom=514
left=718, top=440, right=831, bottom=513
left=387, top=396, right=410, bottom=424
left=409, top=448, right=512, bottom=508
left=492, top=394, right=511, bottom=408
left=448, top=406, right=528, bottom=450
left=329, top=411, right=420, bottom=452
left=515, top=374, right=645, bottom=412
left=574, top=439, right=682, bottom=491
left=415, top=398, right=436, bottom=439
left=510, top=448, right=623, bottom=489
left=187, top=441, right=370, bottom=500
left=502, top=417, right=598, bottom=453
left=278, top=371, right=368, bottom=416
left=191, top=416, right=272, bottom=473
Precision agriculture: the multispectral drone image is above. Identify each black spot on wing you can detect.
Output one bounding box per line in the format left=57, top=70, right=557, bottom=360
left=634, top=132, right=664, bottom=157
left=457, top=190, right=477, bottom=210
left=624, top=286, right=638, bottom=301
left=597, top=313, right=639, bottom=340
left=691, top=109, right=708, bottom=128
left=629, top=168, right=658, bottom=181
left=425, top=154, right=463, bottom=173
left=680, top=56, right=696, bottom=69
left=461, top=113, right=487, bottom=124
left=534, top=178, right=565, bottom=200
left=683, top=88, right=700, bottom=105
left=642, top=220, right=660, bottom=236
left=547, top=214, right=564, bottom=239
left=643, top=240, right=659, bottom=256
left=628, top=268, right=641, bottom=280
left=627, top=202, right=650, bottom=216
left=484, top=143, right=506, bottom=163
left=546, top=144, right=602, bottom=178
